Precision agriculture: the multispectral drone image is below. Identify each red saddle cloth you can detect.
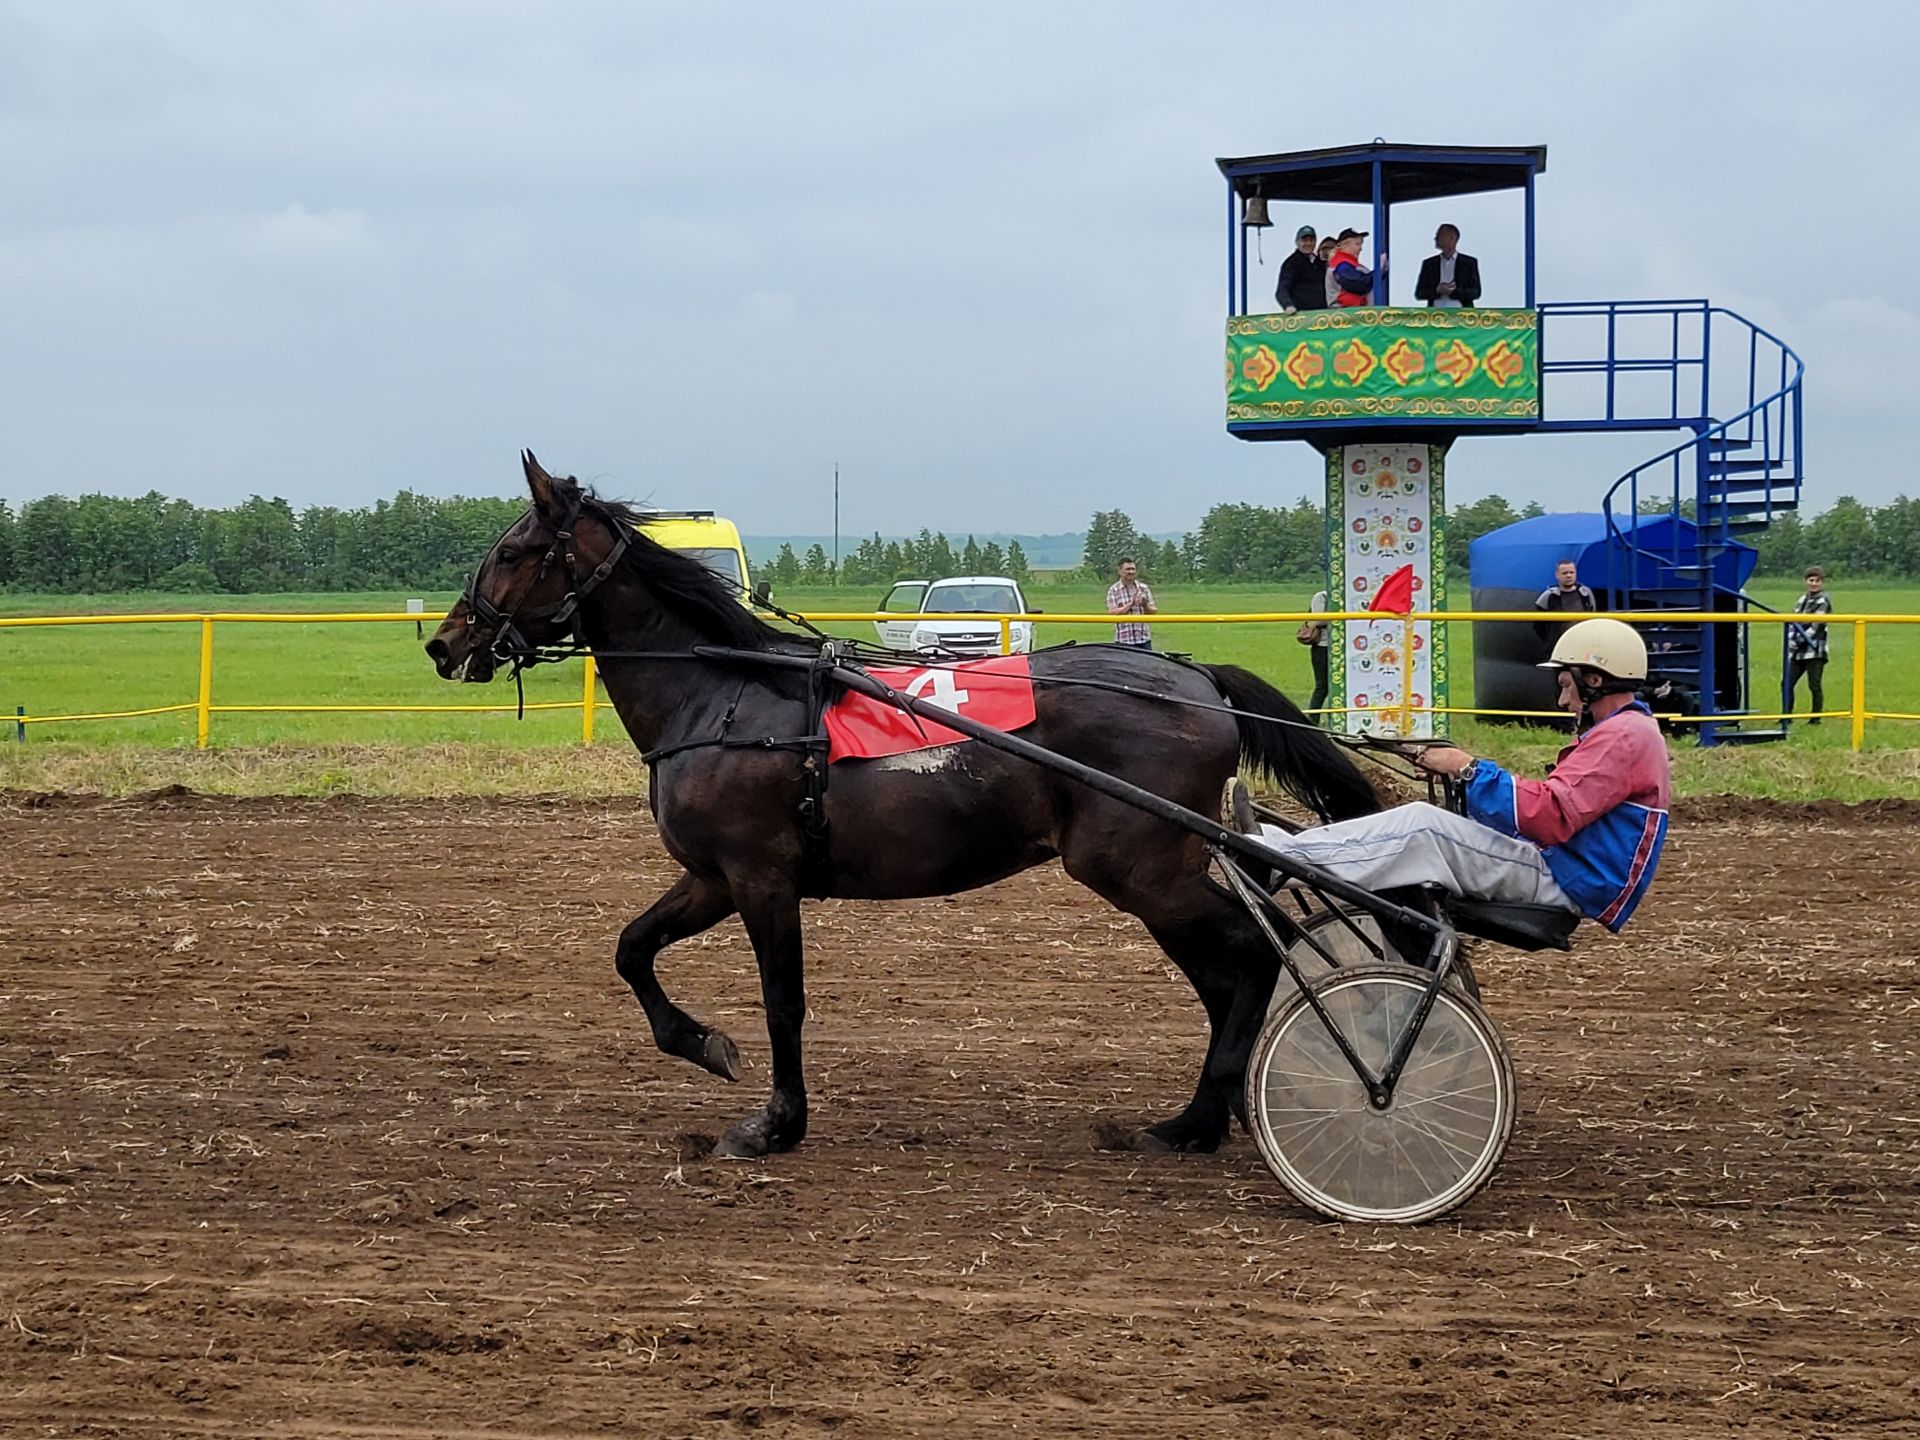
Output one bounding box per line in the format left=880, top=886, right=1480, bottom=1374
left=825, top=655, right=1037, bottom=762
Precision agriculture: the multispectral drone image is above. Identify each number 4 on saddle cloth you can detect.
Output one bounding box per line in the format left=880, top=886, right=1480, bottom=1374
left=825, top=655, right=1038, bottom=761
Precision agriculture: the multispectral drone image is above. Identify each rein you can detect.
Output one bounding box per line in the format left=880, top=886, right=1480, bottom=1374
left=456, top=500, right=1454, bottom=801
left=529, top=635, right=1440, bottom=782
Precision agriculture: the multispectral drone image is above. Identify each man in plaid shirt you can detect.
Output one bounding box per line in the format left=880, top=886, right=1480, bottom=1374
left=1787, top=565, right=1833, bottom=725
left=1106, top=556, right=1157, bottom=647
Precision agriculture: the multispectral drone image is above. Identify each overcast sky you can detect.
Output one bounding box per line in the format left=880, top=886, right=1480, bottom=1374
left=2, top=1, right=1913, bottom=536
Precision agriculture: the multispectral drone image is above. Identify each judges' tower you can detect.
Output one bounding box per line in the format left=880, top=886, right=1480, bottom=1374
left=1218, top=142, right=1804, bottom=744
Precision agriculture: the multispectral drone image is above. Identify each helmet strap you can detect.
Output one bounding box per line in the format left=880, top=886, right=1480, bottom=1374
left=1572, top=670, right=1640, bottom=717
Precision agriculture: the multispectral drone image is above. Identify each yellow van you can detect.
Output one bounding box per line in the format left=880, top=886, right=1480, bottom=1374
left=639, top=511, right=753, bottom=599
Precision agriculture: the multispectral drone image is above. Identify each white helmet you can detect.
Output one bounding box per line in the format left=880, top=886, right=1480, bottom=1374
left=1538, top=617, right=1647, bottom=682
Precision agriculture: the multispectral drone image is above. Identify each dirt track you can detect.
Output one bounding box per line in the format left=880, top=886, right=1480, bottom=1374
left=2, top=792, right=1918, bottom=1438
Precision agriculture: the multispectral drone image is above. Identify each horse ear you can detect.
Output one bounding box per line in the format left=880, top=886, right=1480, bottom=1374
left=523, top=450, right=555, bottom=512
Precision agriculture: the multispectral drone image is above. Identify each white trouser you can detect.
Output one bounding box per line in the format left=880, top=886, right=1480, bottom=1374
left=1258, top=802, right=1576, bottom=911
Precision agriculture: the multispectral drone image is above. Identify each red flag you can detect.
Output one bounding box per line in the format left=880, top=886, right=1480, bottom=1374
left=1369, top=563, right=1416, bottom=616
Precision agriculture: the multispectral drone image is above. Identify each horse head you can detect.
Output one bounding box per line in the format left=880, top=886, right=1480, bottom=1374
left=426, top=450, right=626, bottom=682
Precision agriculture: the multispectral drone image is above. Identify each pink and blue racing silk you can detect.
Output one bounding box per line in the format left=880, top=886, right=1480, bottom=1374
left=1462, top=701, right=1672, bottom=930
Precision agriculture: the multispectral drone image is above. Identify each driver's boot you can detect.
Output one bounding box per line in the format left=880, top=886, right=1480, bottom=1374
left=1220, top=777, right=1282, bottom=892
left=1221, top=776, right=1260, bottom=837
left=1374, top=885, right=1447, bottom=970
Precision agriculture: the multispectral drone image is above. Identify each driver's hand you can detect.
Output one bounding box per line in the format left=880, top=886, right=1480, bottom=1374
left=1411, top=744, right=1475, bottom=777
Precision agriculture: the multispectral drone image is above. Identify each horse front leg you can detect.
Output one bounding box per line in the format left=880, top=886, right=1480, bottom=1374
left=615, top=871, right=742, bottom=1082
left=715, top=879, right=809, bottom=1158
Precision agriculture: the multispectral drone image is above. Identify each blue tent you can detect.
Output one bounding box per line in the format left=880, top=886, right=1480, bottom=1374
left=1467, top=513, right=1758, bottom=719
left=1468, top=512, right=1756, bottom=600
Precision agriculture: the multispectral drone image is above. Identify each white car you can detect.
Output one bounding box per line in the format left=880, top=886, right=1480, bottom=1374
left=874, top=576, right=1035, bottom=656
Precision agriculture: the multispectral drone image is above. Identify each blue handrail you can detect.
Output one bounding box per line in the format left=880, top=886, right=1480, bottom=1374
left=1590, top=306, right=1803, bottom=594
left=1560, top=303, right=1805, bottom=735
left=1537, top=298, right=1712, bottom=428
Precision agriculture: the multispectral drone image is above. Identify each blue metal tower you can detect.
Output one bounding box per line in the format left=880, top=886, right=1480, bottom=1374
left=1217, top=141, right=1805, bottom=744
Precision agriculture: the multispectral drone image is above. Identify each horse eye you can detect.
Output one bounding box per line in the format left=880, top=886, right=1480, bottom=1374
left=497, top=548, right=521, bottom=564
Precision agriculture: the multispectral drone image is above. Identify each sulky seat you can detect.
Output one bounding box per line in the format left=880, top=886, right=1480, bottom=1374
left=1448, top=898, right=1581, bottom=953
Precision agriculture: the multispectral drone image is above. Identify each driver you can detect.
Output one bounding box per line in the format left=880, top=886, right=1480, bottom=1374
left=1227, top=618, right=1671, bottom=931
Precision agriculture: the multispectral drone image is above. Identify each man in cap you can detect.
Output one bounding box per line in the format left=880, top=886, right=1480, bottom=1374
left=1326, top=227, right=1379, bottom=308
left=1225, top=618, right=1671, bottom=933
left=1275, top=224, right=1328, bottom=313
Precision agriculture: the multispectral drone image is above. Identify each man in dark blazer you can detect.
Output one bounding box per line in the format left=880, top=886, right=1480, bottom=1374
left=1414, top=224, right=1481, bottom=308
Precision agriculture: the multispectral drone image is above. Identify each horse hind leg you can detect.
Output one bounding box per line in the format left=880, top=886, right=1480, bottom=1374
left=1135, top=926, right=1236, bottom=1152
left=615, top=872, right=742, bottom=1082
left=1060, top=820, right=1277, bottom=1153
left=1136, top=912, right=1279, bottom=1152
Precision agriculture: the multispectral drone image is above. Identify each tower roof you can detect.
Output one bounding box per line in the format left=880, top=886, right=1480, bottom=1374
left=1216, top=141, right=1547, bottom=204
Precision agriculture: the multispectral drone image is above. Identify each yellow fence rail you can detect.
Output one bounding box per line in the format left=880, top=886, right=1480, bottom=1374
left=0, top=608, right=1905, bottom=751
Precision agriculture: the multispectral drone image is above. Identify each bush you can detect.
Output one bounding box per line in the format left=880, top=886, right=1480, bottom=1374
left=156, top=562, right=221, bottom=592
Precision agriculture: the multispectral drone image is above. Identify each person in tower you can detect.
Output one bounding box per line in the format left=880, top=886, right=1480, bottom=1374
left=1225, top=618, right=1671, bottom=933
left=1325, top=228, right=1379, bottom=308
left=1276, top=224, right=1329, bottom=312
left=1414, top=223, right=1482, bottom=308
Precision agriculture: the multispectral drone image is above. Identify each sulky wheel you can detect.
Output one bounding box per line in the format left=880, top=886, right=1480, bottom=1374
left=1246, top=964, right=1515, bottom=1224
left=1274, top=907, right=1480, bottom=1007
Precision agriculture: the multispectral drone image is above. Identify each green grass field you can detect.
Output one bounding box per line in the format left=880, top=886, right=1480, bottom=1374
left=2, top=580, right=1916, bottom=797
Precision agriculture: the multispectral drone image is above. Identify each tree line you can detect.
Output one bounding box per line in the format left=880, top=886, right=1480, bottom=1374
left=0, top=491, right=526, bottom=594
left=1078, top=493, right=1911, bottom=585
left=1080, top=496, right=1548, bottom=583
left=772, top=531, right=1033, bottom=589
left=0, top=487, right=1908, bottom=594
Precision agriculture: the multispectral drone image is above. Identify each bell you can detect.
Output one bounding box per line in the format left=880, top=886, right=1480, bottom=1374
left=1241, top=193, right=1272, bottom=229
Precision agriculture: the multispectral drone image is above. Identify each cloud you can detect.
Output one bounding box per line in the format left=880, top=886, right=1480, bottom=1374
left=241, top=203, right=375, bottom=259
left=0, top=0, right=1915, bottom=531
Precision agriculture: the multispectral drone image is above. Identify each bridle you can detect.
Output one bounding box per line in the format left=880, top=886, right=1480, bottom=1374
left=458, top=494, right=630, bottom=674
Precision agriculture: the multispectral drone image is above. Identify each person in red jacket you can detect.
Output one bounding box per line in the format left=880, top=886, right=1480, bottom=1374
left=1228, top=619, right=1671, bottom=931
left=1325, top=227, right=1379, bottom=308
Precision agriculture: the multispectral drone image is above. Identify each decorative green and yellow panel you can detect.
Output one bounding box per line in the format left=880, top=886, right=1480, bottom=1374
left=1226, top=308, right=1538, bottom=423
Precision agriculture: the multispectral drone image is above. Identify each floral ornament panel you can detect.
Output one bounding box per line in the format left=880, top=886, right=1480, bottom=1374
left=1335, top=443, right=1441, bottom=739
left=1227, top=308, right=1539, bottom=421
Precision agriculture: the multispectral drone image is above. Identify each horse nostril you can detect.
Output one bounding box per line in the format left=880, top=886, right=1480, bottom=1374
left=425, top=638, right=449, bottom=663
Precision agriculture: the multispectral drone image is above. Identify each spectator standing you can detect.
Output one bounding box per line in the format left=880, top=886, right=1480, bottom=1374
left=1787, top=566, right=1833, bottom=725
left=1414, top=223, right=1482, bottom=308
left=1275, top=225, right=1327, bottom=313
left=1533, top=560, right=1597, bottom=644
left=1325, top=228, right=1378, bottom=308
left=1298, top=588, right=1332, bottom=720
left=1106, top=557, right=1156, bottom=648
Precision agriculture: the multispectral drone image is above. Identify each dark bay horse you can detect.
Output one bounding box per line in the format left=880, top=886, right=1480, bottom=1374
left=427, top=454, right=1379, bottom=1160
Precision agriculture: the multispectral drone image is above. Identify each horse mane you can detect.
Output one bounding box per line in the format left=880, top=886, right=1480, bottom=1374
left=584, top=494, right=797, bottom=651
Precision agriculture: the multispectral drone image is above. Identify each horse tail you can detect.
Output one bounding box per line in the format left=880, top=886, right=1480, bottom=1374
left=1201, top=663, right=1380, bottom=822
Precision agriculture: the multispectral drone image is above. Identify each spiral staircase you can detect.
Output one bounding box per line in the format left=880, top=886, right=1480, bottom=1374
left=1535, top=301, right=1805, bottom=744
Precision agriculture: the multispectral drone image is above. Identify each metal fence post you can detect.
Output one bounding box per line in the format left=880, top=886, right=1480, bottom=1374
left=14, top=705, right=24, bottom=744
left=196, top=617, right=214, bottom=749
left=999, top=618, right=1012, bottom=656
left=1851, top=619, right=1867, bottom=752
left=581, top=655, right=597, bottom=745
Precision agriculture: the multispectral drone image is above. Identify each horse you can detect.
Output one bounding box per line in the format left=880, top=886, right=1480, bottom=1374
left=427, top=453, right=1380, bottom=1160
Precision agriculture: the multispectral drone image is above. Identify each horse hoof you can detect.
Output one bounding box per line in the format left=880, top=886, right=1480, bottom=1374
left=715, top=1117, right=771, bottom=1159
left=1137, top=1119, right=1225, bottom=1154
left=699, top=1030, right=742, bottom=1083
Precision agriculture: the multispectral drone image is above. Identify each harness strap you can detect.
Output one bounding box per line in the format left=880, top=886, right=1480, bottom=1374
left=642, top=733, right=826, bottom=765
